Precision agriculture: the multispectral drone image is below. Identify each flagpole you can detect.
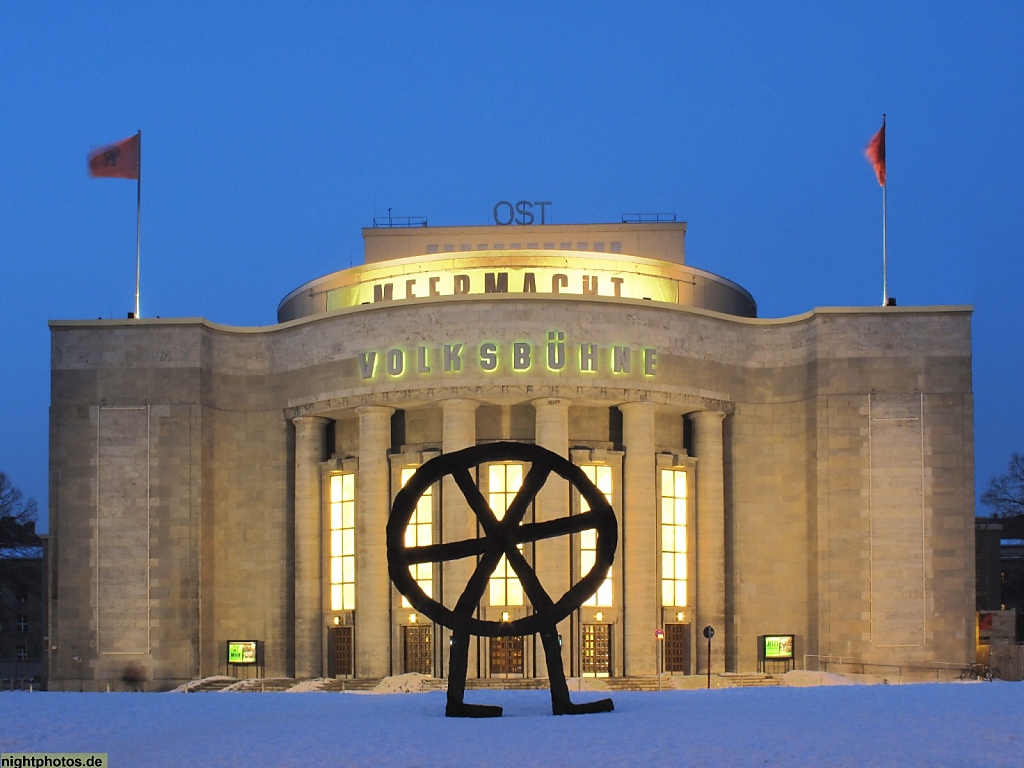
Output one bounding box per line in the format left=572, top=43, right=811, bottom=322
left=879, top=114, right=887, bottom=306
left=135, top=129, right=142, bottom=319
left=881, top=171, right=888, bottom=306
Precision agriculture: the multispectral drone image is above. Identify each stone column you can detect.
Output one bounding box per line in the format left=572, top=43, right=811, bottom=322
left=690, top=410, right=726, bottom=674
left=619, top=401, right=658, bottom=676
left=533, top=397, right=570, bottom=676
left=355, top=405, right=394, bottom=678
left=441, top=399, right=479, bottom=677
left=293, top=415, right=331, bottom=679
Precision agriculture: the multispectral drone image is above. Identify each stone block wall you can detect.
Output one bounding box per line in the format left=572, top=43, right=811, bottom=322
left=48, top=302, right=974, bottom=687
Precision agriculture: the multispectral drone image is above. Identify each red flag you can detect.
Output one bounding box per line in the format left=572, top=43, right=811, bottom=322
left=865, top=121, right=886, bottom=186
left=88, top=133, right=140, bottom=179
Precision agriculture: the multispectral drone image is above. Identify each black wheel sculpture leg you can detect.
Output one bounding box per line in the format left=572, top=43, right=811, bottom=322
left=446, top=627, right=502, bottom=718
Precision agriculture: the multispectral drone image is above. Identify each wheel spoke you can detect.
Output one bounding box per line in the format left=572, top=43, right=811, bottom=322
left=505, top=544, right=555, bottom=612
left=406, top=537, right=488, bottom=565
left=454, top=549, right=504, bottom=615
left=516, top=511, right=599, bottom=544
left=502, top=464, right=550, bottom=527
left=453, top=467, right=501, bottom=534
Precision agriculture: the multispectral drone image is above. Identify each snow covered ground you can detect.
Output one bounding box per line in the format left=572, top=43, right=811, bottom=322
left=1, top=679, right=1021, bottom=767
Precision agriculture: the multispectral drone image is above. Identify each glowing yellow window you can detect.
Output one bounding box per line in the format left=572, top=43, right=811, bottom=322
left=581, top=465, right=613, bottom=607
left=329, top=473, right=356, bottom=611
left=400, top=467, right=433, bottom=607
left=660, top=469, right=688, bottom=607
left=488, top=463, right=524, bottom=607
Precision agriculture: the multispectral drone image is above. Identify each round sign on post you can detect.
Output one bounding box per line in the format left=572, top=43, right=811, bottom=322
left=702, top=626, right=714, bottom=689
left=654, top=628, right=666, bottom=689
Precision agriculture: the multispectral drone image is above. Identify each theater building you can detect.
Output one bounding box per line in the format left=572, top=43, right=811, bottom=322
left=46, top=218, right=975, bottom=690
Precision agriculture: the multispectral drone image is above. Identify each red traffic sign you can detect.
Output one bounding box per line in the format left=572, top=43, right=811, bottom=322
left=655, top=628, right=665, bottom=639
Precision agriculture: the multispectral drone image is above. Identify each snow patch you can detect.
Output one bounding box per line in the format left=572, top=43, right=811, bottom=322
left=373, top=672, right=434, bottom=693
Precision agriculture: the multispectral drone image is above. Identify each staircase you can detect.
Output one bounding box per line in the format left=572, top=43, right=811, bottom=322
left=317, top=678, right=384, bottom=692
left=718, top=672, right=783, bottom=688
left=223, top=677, right=298, bottom=692
left=601, top=676, right=671, bottom=691
left=466, top=677, right=548, bottom=690
left=180, top=672, right=784, bottom=693
left=185, top=679, right=235, bottom=692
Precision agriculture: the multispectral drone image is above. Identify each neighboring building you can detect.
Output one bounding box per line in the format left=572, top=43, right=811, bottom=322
left=975, top=516, right=1024, bottom=641
left=976, top=518, right=1004, bottom=611
left=0, top=517, right=44, bottom=688
left=1003, top=537, right=1024, bottom=636
left=47, top=218, right=976, bottom=691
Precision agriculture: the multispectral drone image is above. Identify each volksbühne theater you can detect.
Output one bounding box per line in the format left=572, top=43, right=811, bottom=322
left=46, top=217, right=975, bottom=690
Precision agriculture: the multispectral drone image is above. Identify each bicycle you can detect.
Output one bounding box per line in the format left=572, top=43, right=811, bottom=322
left=959, top=663, right=992, bottom=681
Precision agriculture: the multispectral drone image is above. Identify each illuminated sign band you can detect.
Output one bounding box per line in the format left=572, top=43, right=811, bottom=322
left=277, top=246, right=758, bottom=324
left=323, top=251, right=690, bottom=312
left=359, top=331, right=657, bottom=381
left=330, top=266, right=677, bottom=309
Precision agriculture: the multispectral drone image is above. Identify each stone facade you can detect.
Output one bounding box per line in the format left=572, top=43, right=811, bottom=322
left=47, top=222, right=975, bottom=690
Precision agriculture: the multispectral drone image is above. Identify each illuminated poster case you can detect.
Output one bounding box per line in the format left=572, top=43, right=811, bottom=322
left=757, top=634, right=795, bottom=673
left=225, top=640, right=265, bottom=679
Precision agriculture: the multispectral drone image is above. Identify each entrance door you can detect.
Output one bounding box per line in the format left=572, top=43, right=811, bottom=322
left=664, top=623, right=691, bottom=674
left=582, top=623, right=612, bottom=677
left=403, top=625, right=433, bottom=675
left=327, top=626, right=354, bottom=677
left=489, top=636, right=524, bottom=676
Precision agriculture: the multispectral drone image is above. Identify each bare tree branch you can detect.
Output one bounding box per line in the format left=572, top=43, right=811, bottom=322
left=0, top=472, right=42, bottom=626
left=981, top=452, right=1024, bottom=517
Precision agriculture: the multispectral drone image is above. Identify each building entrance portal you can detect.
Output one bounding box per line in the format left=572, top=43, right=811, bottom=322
left=489, top=635, right=524, bottom=676
left=582, top=623, right=612, bottom=677
left=664, top=623, right=691, bottom=674
left=327, top=626, right=354, bottom=678
left=403, top=625, right=432, bottom=675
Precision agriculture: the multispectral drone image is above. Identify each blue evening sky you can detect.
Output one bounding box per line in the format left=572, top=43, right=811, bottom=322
left=2, top=2, right=1020, bottom=530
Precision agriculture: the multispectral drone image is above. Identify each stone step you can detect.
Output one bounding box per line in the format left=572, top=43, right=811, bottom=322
left=602, top=676, right=665, bottom=691
left=466, top=677, right=549, bottom=690
left=181, top=672, right=785, bottom=693
left=317, top=678, right=384, bottom=692
left=718, top=672, right=783, bottom=688
left=223, top=677, right=297, bottom=693
left=184, top=677, right=237, bottom=693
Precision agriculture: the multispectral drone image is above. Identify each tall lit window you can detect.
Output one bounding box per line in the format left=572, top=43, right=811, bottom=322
left=661, top=469, right=688, bottom=607
left=400, top=467, right=433, bottom=607
left=488, top=463, right=524, bottom=606
left=329, top=473, right=356, bottom=611
left=581, top=465, right=613, bottom=606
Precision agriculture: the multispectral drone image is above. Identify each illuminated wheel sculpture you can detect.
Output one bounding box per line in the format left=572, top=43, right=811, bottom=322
left=387, top=441, right=618, bottom=717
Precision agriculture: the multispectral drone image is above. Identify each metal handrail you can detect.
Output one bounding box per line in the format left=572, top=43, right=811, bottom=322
left=372, top=215, right=428, bottom=228
left=803, top=653, right=968, bottom=683
left=621, top=212, right=677, bottom=223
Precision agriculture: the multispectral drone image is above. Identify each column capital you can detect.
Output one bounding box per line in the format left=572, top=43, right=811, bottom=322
left=617, top=400, right=658, bottom=414
left=532, top=396, right=570, bottom=411
left=354, top=404, right=395, bottom=417
left=441, top=397, right=479, bottom=412
left=688, top=409, right=726, bottom=424
left=292, top=415, right=332, bottom=428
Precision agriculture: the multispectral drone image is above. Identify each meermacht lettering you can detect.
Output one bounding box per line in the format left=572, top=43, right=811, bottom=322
left=371, top=271, right=626, bottom=303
